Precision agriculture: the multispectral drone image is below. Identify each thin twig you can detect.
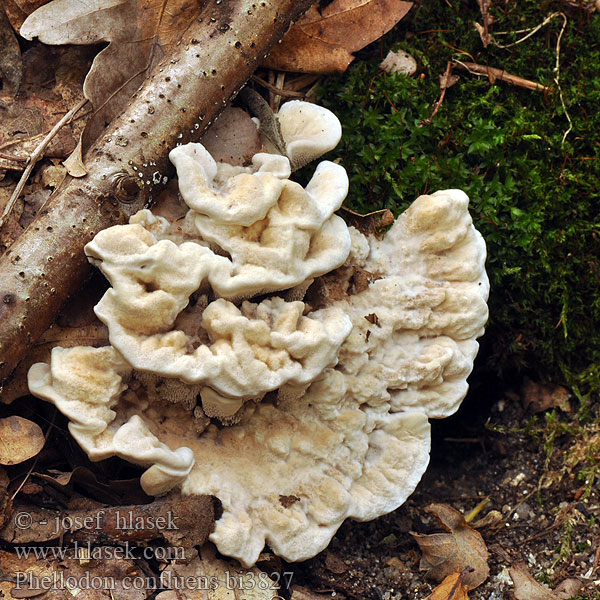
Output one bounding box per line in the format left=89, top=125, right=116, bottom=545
left=453, top=60, right=551, bottom=92
left=251, top=74, right=305, bottom=98
left=493, top=11, right=562, bottom=48
left=419, top=60, right=454, bottom=127
left=488, top=11, right=572, bottom=143
left=553, top=13, right=572, bottom=144
left=273, top=71, right=286, bottom=112
left=0, top=98, right=88, bottom=230
left=476, top=0, right=492, bottom=47
left=0, top=152, right=27, bottom=163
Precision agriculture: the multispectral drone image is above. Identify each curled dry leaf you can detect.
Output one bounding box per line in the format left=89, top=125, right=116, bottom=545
left=411, top=503, right=489, bottom=590
left=470, top=509, right=503, bottom=529
left=552, top=577, right=585, bottom=599
left=509, top=561, right=558, bottom=600
left=426, top=570, right=471, bottom=600
left=264, top=0, right=414, bottom=74
left=440, top=70, right=460, bottom=90
left=0, top=416, right=45, bottom=465
left=240, top=87, right=287, bottom=155
left=20, top=0, right=206, bottom=159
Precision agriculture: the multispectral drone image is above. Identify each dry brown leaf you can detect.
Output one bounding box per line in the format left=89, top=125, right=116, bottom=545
left=0, top=3, right=22, bottom=96
left=426, top=570, right=471, bottom=600
left=509, top=562, right=558, bottom=600
left=440, top=71, right=460, bottom=90
left=553, top=577, right=584, bottom=599
left=411, top=503, right=489, bottom=590
left=1, top=0, right=50, bottom=30
left=0, top=45, right=91, bottom=171
left=264, top=0, right=413, bottom=74
left=521, top=378, right=571, bottom=413
left=39, top=162, right=67, bottom=188
left=157, top=545, right=279, bottom=600
left=20, top=0, right=206, bottom=158
left=0, top=548, right=152, bottom=600
left=470, top=509, right=503, bottom=529
left=0, top=416, right=45, bottom=465
left=509, top=562, right=585, bottom=600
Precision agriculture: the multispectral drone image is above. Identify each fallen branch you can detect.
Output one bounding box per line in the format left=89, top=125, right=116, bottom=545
left=0, top=0, right=316, bottom=384
left=1, top=495, right=214, bottom=549
left=452, top=60, right=551, bottom=93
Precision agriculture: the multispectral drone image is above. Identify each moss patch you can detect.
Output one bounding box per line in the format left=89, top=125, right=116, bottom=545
left=318, top=0, right=600, bottom=385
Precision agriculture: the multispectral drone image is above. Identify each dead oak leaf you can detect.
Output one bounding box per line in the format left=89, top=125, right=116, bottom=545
left=264, top=0, right=413, bottom=74
left=509, top=562, right=584, bottom=600
left=20, top=0, right=204, bottom=156
left=0, top=3, right=22, bottom=96
left=157, top=546, right=279, bottom=600
left=1, top=0, right=50, bottom=31
left=0, top=548, right=151, bottom=600
left=0, top=45, right=91, bottom=171
left=426, top=570, right=471, bottom=600
left=0, top=416, right=45, bottom=465
left=521, top=378, right=571, bottom=413
left=411, top=503, right=489, bottom=590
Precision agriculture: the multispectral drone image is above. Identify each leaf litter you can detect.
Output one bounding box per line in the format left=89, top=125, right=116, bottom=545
left=20, top=0, right=206, bottom=163
left=411, top=504, right=489, bottom=590
left=263, top=0, right=413, bottom=73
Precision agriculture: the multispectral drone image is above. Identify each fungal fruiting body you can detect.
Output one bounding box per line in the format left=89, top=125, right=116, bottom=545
left=28, top=100, right=488, bottom=566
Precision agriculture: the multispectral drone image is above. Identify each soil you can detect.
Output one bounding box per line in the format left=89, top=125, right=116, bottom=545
left=287, top=385, right=600, bottom=599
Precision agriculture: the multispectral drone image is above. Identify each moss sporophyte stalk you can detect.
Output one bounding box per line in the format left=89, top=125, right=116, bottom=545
left=317, top=0, right=600, bottom=388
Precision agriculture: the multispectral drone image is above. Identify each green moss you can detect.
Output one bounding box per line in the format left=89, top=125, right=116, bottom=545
left=318, top=0, right=600, bottom=386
